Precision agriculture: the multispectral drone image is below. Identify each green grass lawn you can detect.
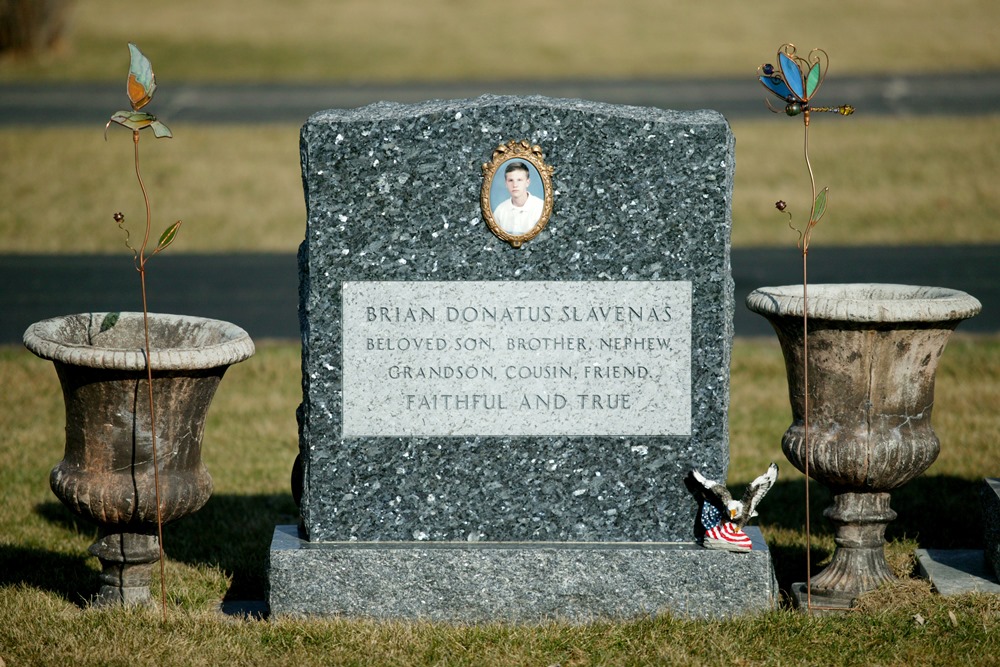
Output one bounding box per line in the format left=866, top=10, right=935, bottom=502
left=1, top=337, right=998, bottom=665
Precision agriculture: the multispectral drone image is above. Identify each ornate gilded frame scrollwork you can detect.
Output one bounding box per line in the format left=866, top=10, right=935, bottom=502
left=481, top=140, right=554, bottom=248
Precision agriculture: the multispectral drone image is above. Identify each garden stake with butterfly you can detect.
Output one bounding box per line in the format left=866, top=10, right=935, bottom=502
left=757, top=43, right=854, bottom=613
left=105, top=42, right=181, bottom=621
left=23, top=43, right=253, bottom=615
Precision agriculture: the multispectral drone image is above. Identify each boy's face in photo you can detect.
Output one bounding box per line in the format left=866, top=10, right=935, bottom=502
left=505, top=168, right=530, bottom=203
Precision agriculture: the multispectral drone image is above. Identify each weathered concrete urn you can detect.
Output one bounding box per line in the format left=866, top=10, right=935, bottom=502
left=23, top=312, right=254, bottom=605
left=746, top=284, right=980, bottom=607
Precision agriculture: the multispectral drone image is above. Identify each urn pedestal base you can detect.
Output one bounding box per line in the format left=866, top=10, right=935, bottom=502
left=790, top=583, right=856, bottom=612
left=88, top=530, right=160, bottom=607
left=790, top=492, right=898, bottom=611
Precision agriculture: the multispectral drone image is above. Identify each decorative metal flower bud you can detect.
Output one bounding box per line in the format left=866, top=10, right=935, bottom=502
left=775, top=200, right=788, bottom=211
left=113, top=212, right=125, bottom=223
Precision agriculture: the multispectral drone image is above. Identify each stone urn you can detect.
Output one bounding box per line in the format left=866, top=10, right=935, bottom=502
left=23, top=312, right=255, bottom=606
left=745, top=284, right=980, bottom=608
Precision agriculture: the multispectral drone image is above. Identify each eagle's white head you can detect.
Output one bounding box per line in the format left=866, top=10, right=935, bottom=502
left=727, top=500, right=744, bottom=520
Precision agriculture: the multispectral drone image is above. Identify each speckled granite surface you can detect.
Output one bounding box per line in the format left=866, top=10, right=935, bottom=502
left=268, top=525, right=776, bottom=621
left=271, top=96, right=768, bottom=620
left=295, top=95, right=734, bottom=544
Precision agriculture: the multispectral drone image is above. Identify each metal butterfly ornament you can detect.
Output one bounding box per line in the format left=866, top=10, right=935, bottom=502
left=106, top=43, right=172, bottom=139
left=758, top=44, right=854, bottom=125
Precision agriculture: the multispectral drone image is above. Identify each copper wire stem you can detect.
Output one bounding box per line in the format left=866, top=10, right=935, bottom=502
left=134, top=130, right=168, bottom=621
left=802, top=117, right=814, bottom=613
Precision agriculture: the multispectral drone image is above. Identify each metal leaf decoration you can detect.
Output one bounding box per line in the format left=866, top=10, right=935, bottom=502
left=154, top=221, right=182, bottom=253
left=107, top=111, right=173, bottom=138
left=100, top=312, right=120, bottom=333
left=812, top=188, right=829, bottom=225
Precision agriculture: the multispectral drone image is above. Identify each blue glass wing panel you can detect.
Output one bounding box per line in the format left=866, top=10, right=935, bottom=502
left=779, top=51, right=805, bottom=101
left=760, top=75, right=794, bottom=101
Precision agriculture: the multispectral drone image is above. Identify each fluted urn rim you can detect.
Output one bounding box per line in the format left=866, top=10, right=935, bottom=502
left=23, top=312, right=255, bottom=371
left=746, top=283, right=981, bottom=324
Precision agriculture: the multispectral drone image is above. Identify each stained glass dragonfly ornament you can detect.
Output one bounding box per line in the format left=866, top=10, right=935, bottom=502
left=106, top=43, right=172, bottom=139
left=758, top=44, right=854, bottom=125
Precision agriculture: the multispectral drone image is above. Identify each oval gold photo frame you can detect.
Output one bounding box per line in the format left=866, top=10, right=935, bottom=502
left=481, top=140, right=554, bottom=248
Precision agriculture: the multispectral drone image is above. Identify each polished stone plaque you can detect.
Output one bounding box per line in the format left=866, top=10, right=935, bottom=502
left=342, top=280, right=691, bottom=436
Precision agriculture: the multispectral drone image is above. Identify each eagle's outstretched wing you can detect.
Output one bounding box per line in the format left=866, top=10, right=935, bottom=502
left=737, top=463, right=778, bottom=529
left=691, top=470, right=734, bottom=508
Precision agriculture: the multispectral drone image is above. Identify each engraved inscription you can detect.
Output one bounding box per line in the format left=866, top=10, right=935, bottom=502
left=341, top=281, right=692, bottom=436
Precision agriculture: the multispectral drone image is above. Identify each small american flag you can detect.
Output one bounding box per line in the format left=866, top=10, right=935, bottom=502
left=704, top=522, right=753, bottom=552
left=701, top=501, right=722, bottom=529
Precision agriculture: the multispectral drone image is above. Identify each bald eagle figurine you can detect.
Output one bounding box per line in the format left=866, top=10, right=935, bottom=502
left=690, top=463, right=778, bottom=552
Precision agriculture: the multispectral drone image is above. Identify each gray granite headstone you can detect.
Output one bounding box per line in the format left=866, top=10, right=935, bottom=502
left=268, top=95, right=776, bottom=620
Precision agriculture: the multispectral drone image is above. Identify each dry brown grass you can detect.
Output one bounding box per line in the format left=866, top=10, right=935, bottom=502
left=933, top=336, right=1000, bottom=474
left=732, top=116, right=1000, bottom=246
left=0, top=124, right=304, bottom=253
left=853, top=577, right=936, bottom=613
left=3, top=0, right=999, bottom=82
left=4, top=116, right=1000, bottom=253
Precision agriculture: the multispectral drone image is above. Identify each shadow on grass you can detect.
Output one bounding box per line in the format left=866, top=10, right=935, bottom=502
left=34, top=499, right=97, bottom=535
left=162, top=492, right=298, bottom=601
left=758, top=474, right=985, bottom=597
left=26, top=474, right=984, bottom=606
left=0, top=543, right=97, bottom=607
left=759, top=475, right=984, bottom=545
left=30, top=492, right=297, bottom=603
left=8, top=500, right=102, bottom=606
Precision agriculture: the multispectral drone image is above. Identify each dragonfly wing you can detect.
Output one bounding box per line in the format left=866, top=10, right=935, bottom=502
left=760, top=74, right=795, bottom=101
left=779, top=51, right=805, bottom=101
left=805, top=61, right=822, bottom=99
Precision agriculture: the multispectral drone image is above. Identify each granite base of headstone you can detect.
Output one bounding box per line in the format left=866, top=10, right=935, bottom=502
left=267, top=95, right=777, bottom=621
left=268, top=524, right=775, bottom=621
left=983, top=478, right=1000, bottom=580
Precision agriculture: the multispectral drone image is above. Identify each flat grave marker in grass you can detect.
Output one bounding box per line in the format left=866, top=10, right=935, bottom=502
left=984, top=478, right=1000, bottom=580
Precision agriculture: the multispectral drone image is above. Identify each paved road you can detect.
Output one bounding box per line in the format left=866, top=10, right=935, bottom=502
left=3, top=71, right=1000, bottom=125
left=3, top=246, right=995, bottom=345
